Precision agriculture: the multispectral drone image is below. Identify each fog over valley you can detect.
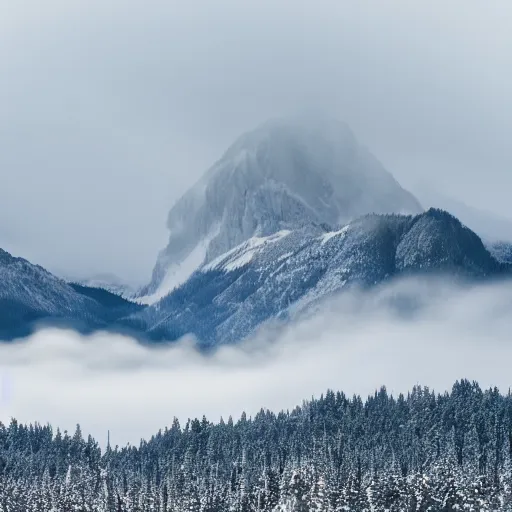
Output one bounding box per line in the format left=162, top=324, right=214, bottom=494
left=2, top=277, right=512, bottom=448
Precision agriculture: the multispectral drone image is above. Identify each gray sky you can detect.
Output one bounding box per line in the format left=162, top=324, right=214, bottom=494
left=1, top=1, right=511, bottom=285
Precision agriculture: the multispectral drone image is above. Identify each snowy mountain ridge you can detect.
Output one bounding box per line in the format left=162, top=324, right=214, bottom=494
left=203, top=230, right=292, bottom=273
left=0, top=247, right=142, bottom=339
left=0, top=208, right=509, bottom=343
left=128, top=208, right=510, bottom=345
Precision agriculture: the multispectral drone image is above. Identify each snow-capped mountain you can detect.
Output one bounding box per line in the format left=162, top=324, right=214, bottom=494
left=138, top=115, right=422, bottom=304
left=1, top=209, right=508, bottom=344
left=74, top=273, right=136, bottom=299
left=128, top=209, right=509, bottom=345
left=3, top=117, right=509, bottom=346
left=0, top=248, right=141, bottom=339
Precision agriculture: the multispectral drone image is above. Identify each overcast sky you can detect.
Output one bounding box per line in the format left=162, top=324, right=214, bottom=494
left=1, top=1, right=511, bottom=285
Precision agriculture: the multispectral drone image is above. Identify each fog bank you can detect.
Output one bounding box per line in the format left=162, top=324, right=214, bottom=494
left=1, top=277, right=511, bottom=448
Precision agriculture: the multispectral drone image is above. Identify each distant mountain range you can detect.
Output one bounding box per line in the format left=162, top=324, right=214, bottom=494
left=74, top=273, right=136, bottom=298
left=0, top=116, right=510, bottom=343
left=413, top=183, right=512, bottom=243
left=127, top=208, right=509, bottom=345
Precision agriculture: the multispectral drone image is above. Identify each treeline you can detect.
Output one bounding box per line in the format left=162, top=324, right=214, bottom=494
left=2, top=379, right=512, bottom=510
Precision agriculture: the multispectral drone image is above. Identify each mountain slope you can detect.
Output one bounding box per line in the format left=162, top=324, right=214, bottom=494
left=129, top=209, right=508, bottom=345
left=138, top=116, right=422, bottom=304
left=0, top=248, right=142, bottom=339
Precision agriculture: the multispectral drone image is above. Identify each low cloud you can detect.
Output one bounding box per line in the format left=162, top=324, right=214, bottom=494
left=1, top=277, right=511, bottom=448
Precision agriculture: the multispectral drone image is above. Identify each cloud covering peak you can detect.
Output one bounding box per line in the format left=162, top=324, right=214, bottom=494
left=139, top=115, right=421, bottom=302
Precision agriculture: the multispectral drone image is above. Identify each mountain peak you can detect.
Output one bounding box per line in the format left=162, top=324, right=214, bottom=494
left=138, top=116, right=422, bottom=304
left=221, top=114, right=356, bottom=161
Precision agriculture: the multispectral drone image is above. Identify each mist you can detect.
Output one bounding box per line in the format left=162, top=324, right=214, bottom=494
left=1, top=1, right=511, bottom=283
left=1, top=277, right=511, bottom=449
